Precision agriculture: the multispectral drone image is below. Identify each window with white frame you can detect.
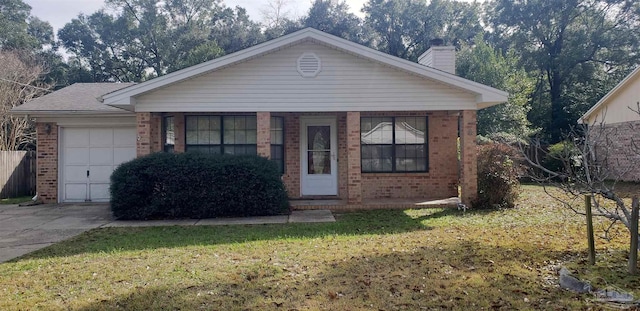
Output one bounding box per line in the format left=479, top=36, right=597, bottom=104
left=360, top=116, right=428, bottom=173
left=185, top=116, right=257, bottom=155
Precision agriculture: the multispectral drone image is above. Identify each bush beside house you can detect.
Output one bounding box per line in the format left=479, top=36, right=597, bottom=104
left=473, top=142, right=522, bottom=209
left=110, top=153, right=289, bottom=220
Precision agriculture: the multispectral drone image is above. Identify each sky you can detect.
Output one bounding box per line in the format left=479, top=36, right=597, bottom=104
left=24, top=0, right=369, bottom=35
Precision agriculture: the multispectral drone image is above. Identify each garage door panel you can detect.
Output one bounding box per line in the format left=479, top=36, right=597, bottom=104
left=89, top=183, right=110, bottom=202
left=114, top=128, right=136, bottom=147
left=62, top=127, right=136, bottom=203
left=65, top=165, right=87, bottom=182
left=89, top=128, right=114, bottom=147
left=65, top=183, right=87, bottom=202
left=90, top=147, right=114, bottom=165
left=64, top=148, right=89, bottom=165
left=89, top=166, right=114, bottom=182
left=114, top=147, right=136, bottom=165
left=63, top=129, right=89, bottom=147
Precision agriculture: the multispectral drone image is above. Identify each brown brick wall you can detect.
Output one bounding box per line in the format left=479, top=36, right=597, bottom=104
left=136, top=112, right=152, bottom=156
left=281, top=111, right=462, bottom=201
left=136, top=112, right=162, bottom=156
left=360, top=111, right=459, bottom=200
left=460, top=110, right=478, bottom=206
left=140, top=110, right=469, bottom=203
left=590, top=120, right=640, bottom=182
left=174, top=113, right=185, bottom=153
left=346, top=112, right=362, bottom=203
left=150, top=113, right=162, bottom=153
left=35, top=122, right=58, bottom=203
left=257, top=112, right=271, bottom=158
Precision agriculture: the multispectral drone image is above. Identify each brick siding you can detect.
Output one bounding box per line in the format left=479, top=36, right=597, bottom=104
left=35, top=122, right=58, bottom=203
left=459, top=110, right=478, bottom=206
left=360, top=111, right=460, bottom=200
left=257, top=112, right=271, bottom=158
left=346, top=112, right=362, bottom=203
left=136, top=112, right=162, bottom=156
left=590, top=120, right=640, bottom=182
left=144, top=110, right=475, bottom=204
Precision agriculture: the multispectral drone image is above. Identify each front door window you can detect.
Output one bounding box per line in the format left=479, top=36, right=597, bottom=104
left=300, top=118, right=338, bottom=196
left=307, top=126, right=331, bottom=174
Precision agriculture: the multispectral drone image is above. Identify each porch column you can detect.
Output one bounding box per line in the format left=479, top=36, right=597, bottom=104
left=150, top=113, right=162, bottom=153
left=136, top=112, right=152, bottom=157
left=257, top=112, right=271, bottom=158
left=460, top=110, right=478, bottom=207
left=174, top=113, right=185, bottom=153
left=35, top=122, right=58, bottom=203
left=346, top=112, right=362, bottom=204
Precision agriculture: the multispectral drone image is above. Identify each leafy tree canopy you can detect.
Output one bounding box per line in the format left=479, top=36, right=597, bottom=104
left=488, top=0, right=640, bottom=142
left=457, top=35, right=535, bottom=140
left=0, top=0, right=54, bottom=51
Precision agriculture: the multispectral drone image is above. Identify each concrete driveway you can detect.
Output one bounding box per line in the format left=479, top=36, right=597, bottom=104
left=0, top=204, right=335, bottom=263
left=0, top=203, right=112, bottom=262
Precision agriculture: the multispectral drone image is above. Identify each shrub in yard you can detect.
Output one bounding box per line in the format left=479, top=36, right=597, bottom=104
left=472, top=142, right=522, bottom=209
left=110, top=152, right=289, bottom=220
left=543, top=141, right=579, bottom=174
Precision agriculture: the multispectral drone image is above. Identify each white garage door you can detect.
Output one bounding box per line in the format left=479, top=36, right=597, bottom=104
left=61, top=127, right=136, bottom=202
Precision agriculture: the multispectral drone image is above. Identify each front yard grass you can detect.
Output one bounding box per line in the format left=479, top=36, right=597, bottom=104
left=0, top=196, right=32, bottom=205
left=1, top=185, right=638, bottom=310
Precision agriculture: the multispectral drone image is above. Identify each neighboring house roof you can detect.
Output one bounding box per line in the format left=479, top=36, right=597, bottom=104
left=12, top=83, right=136, bottom=115
left=579, top=66, right=640, bottom=124
left=102, top=28, right=508, bottom=110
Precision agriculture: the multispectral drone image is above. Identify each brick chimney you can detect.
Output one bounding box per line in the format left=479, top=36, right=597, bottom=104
left=418, top=39, right=456, bottom=74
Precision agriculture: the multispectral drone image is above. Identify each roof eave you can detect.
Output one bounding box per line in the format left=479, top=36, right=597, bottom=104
left=10, top=110, right=135, bottom=117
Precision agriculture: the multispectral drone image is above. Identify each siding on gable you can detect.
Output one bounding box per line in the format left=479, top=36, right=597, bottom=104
left=586, top=73, right=640, bottom=125
left=135, top=41, right=477, bottom=112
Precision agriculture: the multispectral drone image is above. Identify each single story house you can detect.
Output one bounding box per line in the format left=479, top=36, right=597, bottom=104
left=13, top=28, right=508, bottom=207
left=579, top=66, right=640, bottom=182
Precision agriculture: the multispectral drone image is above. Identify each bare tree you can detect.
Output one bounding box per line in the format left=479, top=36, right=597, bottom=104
left=260, top=0, right=291, bottom=28
left=0, top=51, right=51, bottom=151
left=521, top=103, right=640, bottom=272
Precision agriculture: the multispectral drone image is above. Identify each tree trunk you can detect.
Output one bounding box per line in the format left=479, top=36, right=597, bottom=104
left=585, top=195, right=596, bottom=265
left=549, top=71, right=567, bottom=142
left=629, top=196, right=638, bottom=275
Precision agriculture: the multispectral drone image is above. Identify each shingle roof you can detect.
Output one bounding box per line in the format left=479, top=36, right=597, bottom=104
left=12, top=83, right=136, bottom=113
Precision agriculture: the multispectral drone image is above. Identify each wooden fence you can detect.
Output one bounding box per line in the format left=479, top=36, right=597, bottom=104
left=0, top=151, right=36, bottom=199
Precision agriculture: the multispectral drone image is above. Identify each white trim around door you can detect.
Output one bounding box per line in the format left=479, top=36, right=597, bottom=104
left=300, top=117, right=338, bottom=196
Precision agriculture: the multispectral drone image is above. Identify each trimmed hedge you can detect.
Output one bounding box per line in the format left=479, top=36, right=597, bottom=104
left=110, top=152, right=289, bottom=220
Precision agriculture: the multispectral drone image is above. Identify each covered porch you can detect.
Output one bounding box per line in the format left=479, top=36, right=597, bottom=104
left=136, top=109, right=478, bottom=208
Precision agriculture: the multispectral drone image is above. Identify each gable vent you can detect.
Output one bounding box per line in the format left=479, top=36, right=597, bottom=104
left=297, top=53, right=321, bottom=78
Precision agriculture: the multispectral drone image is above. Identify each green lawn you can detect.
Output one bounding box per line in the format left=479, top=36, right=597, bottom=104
left=1, top=185, right=638, bottom=310
left=0, top=196, right=32, bottom=205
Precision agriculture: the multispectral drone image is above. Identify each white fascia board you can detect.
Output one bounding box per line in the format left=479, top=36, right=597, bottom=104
left=33, top=114, right=136, bottom=127
left=103, top=28, right=508, bottom=108
left=11, top=110, right=134, bottom=118
left=476, top=93, right=511, bottom=109
left=579, top=66, right=640, bottom=124
left=135, top=103, right=477, bottom=113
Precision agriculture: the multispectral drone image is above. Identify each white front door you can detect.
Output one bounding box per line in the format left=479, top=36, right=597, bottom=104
left=61, top=127, right=136, bottom=202
left=300, top=117, right=338, bottom=196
